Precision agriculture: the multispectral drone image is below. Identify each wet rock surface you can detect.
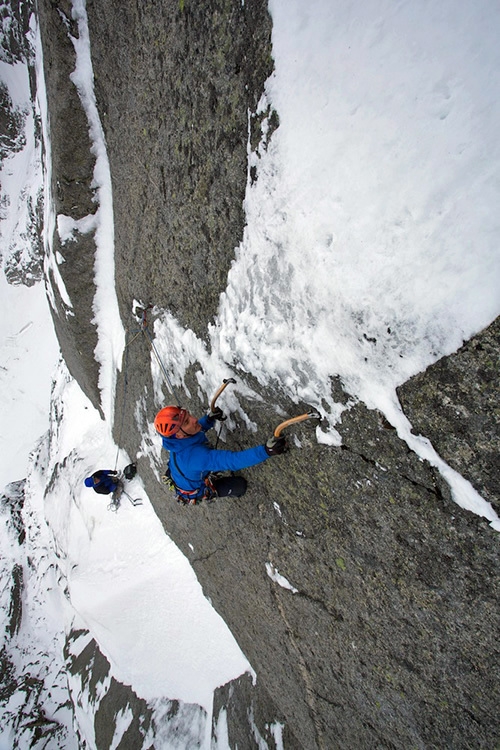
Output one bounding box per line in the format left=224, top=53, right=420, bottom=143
left=35, top=0, right=500, bottom=748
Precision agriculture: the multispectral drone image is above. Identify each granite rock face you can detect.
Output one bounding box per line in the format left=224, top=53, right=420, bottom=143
left=86, top=0, right=275, bottom=339
left=37, top=0, right=102, bottom=412
left=398, top=317, right=500, bottom=515
left=36, top=0, right=500, bottom=747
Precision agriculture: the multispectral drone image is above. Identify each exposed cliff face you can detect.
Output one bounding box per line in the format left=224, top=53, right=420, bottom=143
left=37, top=0, right=102, bottom=413
left=36, top=1, right=500, bottom=748
left=398, top=317, right=500, bottom=512
left=86, top=0, right=274, bottom=339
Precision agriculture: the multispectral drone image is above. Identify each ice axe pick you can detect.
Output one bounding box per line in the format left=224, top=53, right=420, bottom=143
left=210, top=377, right=237, bottom=412
left=273, top=410, right=321, bottom=438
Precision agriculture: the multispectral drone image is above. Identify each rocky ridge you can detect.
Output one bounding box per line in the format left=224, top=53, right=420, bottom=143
left=0, top=0, right=44, bottom=287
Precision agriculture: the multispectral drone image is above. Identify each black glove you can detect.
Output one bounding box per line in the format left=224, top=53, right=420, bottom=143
left=208, top=406, right=226, bottom=421
left=265, top=435, right=287, bottom=456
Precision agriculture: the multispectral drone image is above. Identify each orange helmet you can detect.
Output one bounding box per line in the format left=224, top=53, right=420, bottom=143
left=154, top=406, right=187, bottom=437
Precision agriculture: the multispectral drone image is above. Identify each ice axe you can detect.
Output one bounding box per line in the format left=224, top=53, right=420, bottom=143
left=108, top=490, right=142, bottom=512
left=123, top=490, right=142, bottom=507
left=273, top=410, right=321, bottom=438
left=210, top=377, right=236, bottom=412
left=210, top=378, right=236, bottom=448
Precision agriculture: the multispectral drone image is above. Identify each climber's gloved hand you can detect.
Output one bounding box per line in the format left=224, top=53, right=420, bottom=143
left=265, top=435, right=287, bottom=456
left=208, top=406, right=226, bottom=421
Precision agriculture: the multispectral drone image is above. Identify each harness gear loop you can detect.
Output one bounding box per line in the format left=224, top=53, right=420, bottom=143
left=161, top=465, right=218, bottom=505
left=274, top=411, right=321, bottom=438
left=176, top=476, right=217, bottom=506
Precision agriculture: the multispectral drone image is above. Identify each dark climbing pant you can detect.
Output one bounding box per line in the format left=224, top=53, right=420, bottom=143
left=213, top=476, right=248, bottom=498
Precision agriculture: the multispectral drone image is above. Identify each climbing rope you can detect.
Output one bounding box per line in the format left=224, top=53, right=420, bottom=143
left=140, top=307, right=182, bottom=406
left=113, top=305, right=182, bottom=471
left=113, top=330, right=132, bottom=470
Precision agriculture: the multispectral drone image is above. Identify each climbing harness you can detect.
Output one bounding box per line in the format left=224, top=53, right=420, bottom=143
left=162, top=458, right=217, bottom=505
left=273, top=411, right=321, bottom=438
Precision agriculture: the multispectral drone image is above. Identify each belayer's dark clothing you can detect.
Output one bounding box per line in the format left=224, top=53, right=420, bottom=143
left=161, top=415, right=268, bottom=500
left=88, top=469, right=120, bottom=495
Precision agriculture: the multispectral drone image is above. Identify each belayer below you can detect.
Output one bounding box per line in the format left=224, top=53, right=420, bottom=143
left=84, top=469, right=123, bottom=502
left=155, top=405, right=287, bottom=504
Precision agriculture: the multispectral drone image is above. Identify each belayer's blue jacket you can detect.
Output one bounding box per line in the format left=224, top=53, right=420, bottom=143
left=162, top=415, right=268, bottom=497
left=91, top=469, right=119, bottom=495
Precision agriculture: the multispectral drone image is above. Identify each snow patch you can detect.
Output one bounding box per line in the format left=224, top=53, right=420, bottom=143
left=265, top=562, right=298, bottom=594
left=67, top=0, right=125, bottom=422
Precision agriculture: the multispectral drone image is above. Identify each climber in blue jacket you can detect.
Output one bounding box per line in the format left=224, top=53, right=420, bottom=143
left=155, top=405, right=286, bottom=504
left=84, top=469, right=123, bottom=501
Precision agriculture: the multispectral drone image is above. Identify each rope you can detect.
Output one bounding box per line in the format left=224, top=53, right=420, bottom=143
left=141, top=318, right=182, bottom=406
left=114, top=332, right=131, bottom=470
left=113, top=306, right=182, bottom=471
left=214, top=422, right=223, bottom=449
left=125, top=328, right=143, bottom=347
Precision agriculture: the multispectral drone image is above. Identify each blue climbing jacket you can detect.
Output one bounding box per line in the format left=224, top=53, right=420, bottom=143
left=88, top=469, right=119, bottom=495
left=161, top=415, right=268, bottom=497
